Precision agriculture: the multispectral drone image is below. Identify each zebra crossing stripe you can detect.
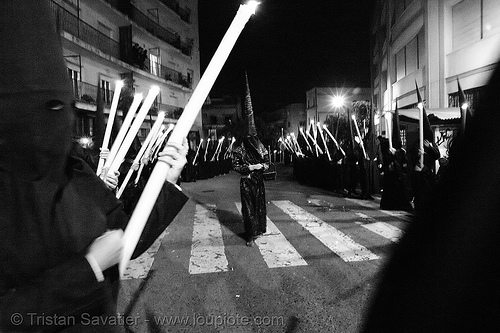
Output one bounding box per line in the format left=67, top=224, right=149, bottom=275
left=122, top=231, right=166, bottom=280
left=235, top=202, right=308, bottom=268
left=345, top=197, right=411, bottom=221
left=189, top=204, right=229, bottom=274
left=355, top=212, right=404, bottom=243
left=272, top=200, right=379, bottom=262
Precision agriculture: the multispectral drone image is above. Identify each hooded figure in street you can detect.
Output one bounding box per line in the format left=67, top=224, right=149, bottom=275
left=410, top=82, right=440, bottom=215
left=0, top=2, right=188, bottom=331
left=231, top=72, right=269, bottom=247
left=361, top=56, right=500, bottom=333
left=380, top=103, right=413, bottom=211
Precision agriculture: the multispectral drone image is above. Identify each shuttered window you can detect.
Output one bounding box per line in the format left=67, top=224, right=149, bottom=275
left=394, top=30, right=423, bottom=82
left=406, top=36, right=418, bottom=75
left=452, top=0, right=481, bottom=51
left=483, top=0, right=500, bottom=38
left=395, top=48, right=406, bottom=81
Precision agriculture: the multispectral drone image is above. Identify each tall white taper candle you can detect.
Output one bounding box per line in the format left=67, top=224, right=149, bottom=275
left=96, top=80, right=123, bottom=175
left=119, top=1, right=260, bottom=276
left=116, top=112, right=165, bottom=199
left=418, top=102, right=424, bottom=166
left=107, top=86, right=160, bottom=175
left=352, top=115, right=368, bottom=159
left=103, top=93, right=143, bottom=178
left=192, top=139, right=203, bottom=165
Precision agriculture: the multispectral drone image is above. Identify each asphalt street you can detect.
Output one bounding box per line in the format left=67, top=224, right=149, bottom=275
left=118, top=163, right=411, bottom=333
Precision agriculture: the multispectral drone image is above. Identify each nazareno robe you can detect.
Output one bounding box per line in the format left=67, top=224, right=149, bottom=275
left=0, top=2, right=188, bottom=331
left=231, top=136, right=269, bottom=241
left=361, top=57, right=500, bottom=332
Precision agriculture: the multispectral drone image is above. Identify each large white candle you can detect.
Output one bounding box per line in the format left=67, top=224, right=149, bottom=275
left=192, top=139, right=203, bottom=165
left=323, top=125, right=345, bottom=157
left=211, top=138, right=223, bottom=162
left=299, top=128, right=313, bottom=153
left=352, top=115, right=367, bottom=159
left=152, top=124, right=175, bottom=160
left=107, top=86, right=160, bottom=175
left=418, top=102, right=424, bottom=166
left=386, top=113, right=393, bottom=150
left=306, top=131, right=323, bottom=155
left=203, top=138, right=211, bottom=162
left=96, top=80, right=123, bottom=175
left=317, top=122, right=331, bottom=161
left=116, top=112, right=165, bottom=199
left=119, top=1, right=259, bottom=276
left=102, top=93, right=143, bottom=178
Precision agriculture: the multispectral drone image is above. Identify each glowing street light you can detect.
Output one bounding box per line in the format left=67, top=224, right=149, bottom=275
left=331, top=94, right=345, bottom=109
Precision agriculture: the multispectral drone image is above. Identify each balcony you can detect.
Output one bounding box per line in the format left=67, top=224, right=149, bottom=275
left=158, top=0, right=191, bottom=23
left=155, top=102, right=184, bottom=120
left=50, top=1, right=120, bottom=59
left=102, top=0, right=192, bottom=55
left=149, top=59, right=192, bottom=88
left=71, top=81, right=114, bottom=107
left=129, top=6, right=193, bottom=56
left=72, top=80, right=182, bottom=120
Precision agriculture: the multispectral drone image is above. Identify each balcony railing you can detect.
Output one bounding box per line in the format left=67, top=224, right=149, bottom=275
left=72, top=80, right=182, bottom=120
left=129, top=6, right=192, bottom=56
left=149, top=59, right=192, bottom=88
left=50, top=1, right=120, bottom=59
left=155, top=102, right=183, bottom=119
left=71, top=81, right=115, bottom=107
left=158, top=0, right=191, bottom=23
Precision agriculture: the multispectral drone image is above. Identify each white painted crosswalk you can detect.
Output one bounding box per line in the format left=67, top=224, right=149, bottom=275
left=123, top=197, right=410, bottom=278
left=189, top=203, right=229, bottom=274
left=345, top=197, right=412, bottom=221
left=273, top=200, right=379, bottom=262
left=354, top=212, right=404, bottom=243
left=235, top=202, right=308, bottom=269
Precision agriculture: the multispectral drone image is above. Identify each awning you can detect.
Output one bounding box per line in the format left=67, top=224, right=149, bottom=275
left=396, top=108, right=461, bottom=121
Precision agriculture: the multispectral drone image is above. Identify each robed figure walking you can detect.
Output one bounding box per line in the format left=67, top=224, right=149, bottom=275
left=231, top=72, right=269, bottom=247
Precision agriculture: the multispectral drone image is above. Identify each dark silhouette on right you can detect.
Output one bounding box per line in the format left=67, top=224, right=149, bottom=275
left=361, top=58, right=500, bottom=332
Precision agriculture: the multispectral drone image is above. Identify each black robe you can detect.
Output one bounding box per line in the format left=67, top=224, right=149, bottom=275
left=0, top=2, right=188, bottom=331
left=231, top=136, right=269, bottom=241
left=361, top=57, right=500, bottom=332
left=380, top=149, right=413, bottom=211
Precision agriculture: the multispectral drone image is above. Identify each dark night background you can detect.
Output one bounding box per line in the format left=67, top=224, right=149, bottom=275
left=198, top=0, right=375, bottom=114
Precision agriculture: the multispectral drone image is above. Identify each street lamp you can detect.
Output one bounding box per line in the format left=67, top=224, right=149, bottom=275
left=331, top=94, right=345, bottom=109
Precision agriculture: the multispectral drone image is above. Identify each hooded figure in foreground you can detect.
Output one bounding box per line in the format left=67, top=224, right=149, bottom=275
left=0, top=2, right=188, bottom=332
left=361, top=58, right=500, bottom=331
left=231, top=72, right=269, bottom=247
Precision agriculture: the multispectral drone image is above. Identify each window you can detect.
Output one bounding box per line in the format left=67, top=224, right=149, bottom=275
left=452, top=0, right=500, bottom=51
left=394, top=31, right=424, bottom=81
left=452, top=0, right=481, bottom=51
left=101, top=79, right=111, bottom=104
left=448, top=85, right=485, bottom=115
left=68, top=68, right=80, bottom=97
left=392, top=0, right=414, bottom=25
left=149, top=48, right=160, bottom=77
left=150, top=53, right=159, bottom=76
left=483, top=0, right=500, bottom=38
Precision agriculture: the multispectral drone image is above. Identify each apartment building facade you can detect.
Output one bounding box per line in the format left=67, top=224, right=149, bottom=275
left=371, top=0, right=500, bottom=154
left=51, top=0, right=201, bottom=146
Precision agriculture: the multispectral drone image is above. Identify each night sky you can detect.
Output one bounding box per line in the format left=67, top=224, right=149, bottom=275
left=198, top=0, right=374, bottom=114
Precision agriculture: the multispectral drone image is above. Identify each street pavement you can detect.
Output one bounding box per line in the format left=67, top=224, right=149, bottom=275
left=118, top=163, right=411, bottom=333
